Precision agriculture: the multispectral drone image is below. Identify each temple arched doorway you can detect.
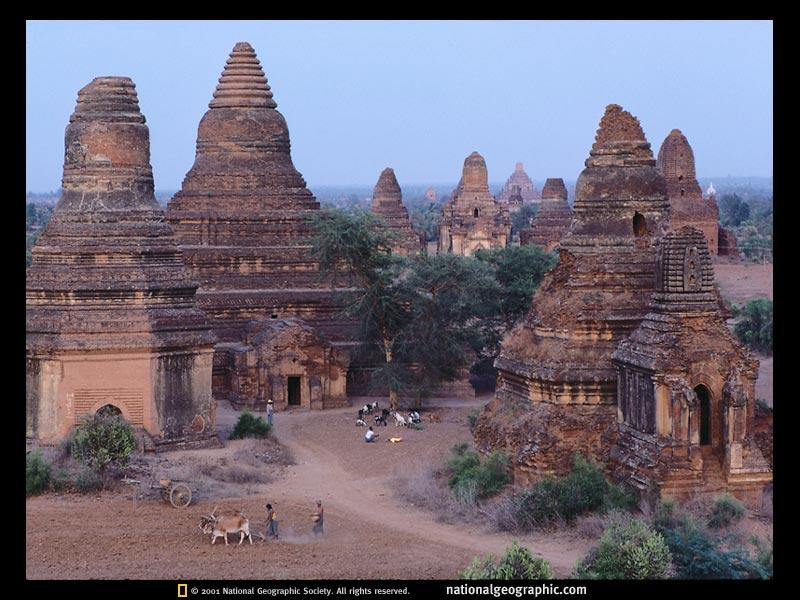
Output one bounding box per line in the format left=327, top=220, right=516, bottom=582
left=695, top=384, right=712, bottom=446
left=95, top=403, right=122, bottom=418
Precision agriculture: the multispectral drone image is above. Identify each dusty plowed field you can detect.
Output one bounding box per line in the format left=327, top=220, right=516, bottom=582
left=27, top=400, right=591, bottom=579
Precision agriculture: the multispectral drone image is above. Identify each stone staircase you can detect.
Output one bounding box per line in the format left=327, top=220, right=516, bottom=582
left=701, top=448, right=728, bottom=493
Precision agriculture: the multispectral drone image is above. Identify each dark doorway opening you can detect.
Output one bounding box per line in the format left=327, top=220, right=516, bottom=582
left=473, top=208, right=480, bottom=218
left=287, top=376, right=301, bottom=406
left=696, top=384, right=711, bottom=445
left=96, top=404, right=122, bottom=418
left=633, top=212, right=646, bottom=237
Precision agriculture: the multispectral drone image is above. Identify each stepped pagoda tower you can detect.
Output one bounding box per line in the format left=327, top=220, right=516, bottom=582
left=369, top=168, right=422, bottom=256
left=438, top=152, right=511, bottom=256
left=474, top=105, right=671, bottom=483
left=166, top=42, right=354, bottom=345
left=26, top=77, right=217, bottom=448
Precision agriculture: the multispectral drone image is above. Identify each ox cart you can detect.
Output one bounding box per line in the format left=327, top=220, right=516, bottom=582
left=121, top=476, right=193, bottom=509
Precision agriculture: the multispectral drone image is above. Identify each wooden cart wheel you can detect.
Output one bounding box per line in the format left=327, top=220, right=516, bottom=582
left=169, top=484, right=192, bottom=508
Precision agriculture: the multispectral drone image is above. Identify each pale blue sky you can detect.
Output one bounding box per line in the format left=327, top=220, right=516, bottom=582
left=26, top=20, right=773, bottom=191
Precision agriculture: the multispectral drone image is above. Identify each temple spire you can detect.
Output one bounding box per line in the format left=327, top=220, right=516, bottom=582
left=209, top=41, right=277, bottom=109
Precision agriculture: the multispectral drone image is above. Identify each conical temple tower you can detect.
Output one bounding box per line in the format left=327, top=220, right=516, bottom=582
left=26, top=77, right=217, bottom=447
left=166, top=42, right=355, bottom=345
left=369, top=168, right=422, bottom=256
left=474, top=104, right=671, bottom=483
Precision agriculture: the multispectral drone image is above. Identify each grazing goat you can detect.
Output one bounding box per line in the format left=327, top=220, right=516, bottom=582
left=427, top=412, right=441, bottom=423
left=356, top=418, right=367, bottom=427
left=374, top=414, right=387, bottom=427
left=370, top=401, right=379, bottom=413
left=391, top=411, right=408, bottom=428
left=409, top=411, right=421, bottom=424
left=199, top=506, right=253, bottom=545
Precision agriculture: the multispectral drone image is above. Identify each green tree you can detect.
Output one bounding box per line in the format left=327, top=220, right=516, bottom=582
left=733, top=298, right=773, bottom=354
left=510, top=203, right=538, bottom=237
left=309, top=207, right=412, bottom=410
left=719, top=194, right=751, bottom=227
left=474, top=245, right=557, bottom=328
left=398, top=254, right=503, bottom=404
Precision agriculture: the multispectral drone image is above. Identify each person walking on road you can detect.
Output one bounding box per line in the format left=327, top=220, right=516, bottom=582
left=311, top=500, right=324, bottom=536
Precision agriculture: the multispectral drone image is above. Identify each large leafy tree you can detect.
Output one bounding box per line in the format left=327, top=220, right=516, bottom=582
left=309, top=208, right=412, bottom=409
left=474, top=245, right=557, bottom=328
left=309, top=207, right=556, bottom=407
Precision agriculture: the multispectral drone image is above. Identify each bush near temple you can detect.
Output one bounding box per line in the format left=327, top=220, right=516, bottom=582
left=573, top=519, right=671, bottom=579
left=652, top=502, right=768, bottom=579
left=491, top=455, right=634, bottom=531
left=459, top=541, right=554, bottom=579
left=26, top=450, right=52, bottom=496
left=70, top=413, right=136, bottom=486
left=446, top=443, right=510, bottom=505
left=708, top=494, right=746, bottom=529
left=229, top=412, right=272, bottom=440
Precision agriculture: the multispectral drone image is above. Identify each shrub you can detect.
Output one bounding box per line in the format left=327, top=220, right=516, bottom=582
left=708, top=494, right=746, bottom=529
left=653, top=510, right=767, bottom=579
left=446, top=444, right=510, bottom=504
left=751, top=536, right=773, bottom=578
left=574, top=519, right=671, bottom=579
left=467, top=409, right=480, bottom=431
left=492, top=455, right=634, bottom=531
left=51, top=468, right=71, bottom=492
left=229, top=412, right=272, bottom=440
left=74, top=468, right=103, bottom=493
left=26, top=450, right=52, bottom=496
left=733, top=298, right=772, bottom=354
left=460, top=541, right=554, bottom=579
left=70, top=413, right=136, bottom=485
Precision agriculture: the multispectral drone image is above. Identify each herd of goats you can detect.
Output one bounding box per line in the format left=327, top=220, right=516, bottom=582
left=355, top=401, right=439, bottom=427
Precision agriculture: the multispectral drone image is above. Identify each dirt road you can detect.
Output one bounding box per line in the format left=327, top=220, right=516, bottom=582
left=26, top=399, right=591, bottom=579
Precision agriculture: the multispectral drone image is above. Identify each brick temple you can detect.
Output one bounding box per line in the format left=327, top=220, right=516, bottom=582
left=165, top=42, right=357, bottom=410
left=611, top=227, right=771, bottom=502
left=26, top=77, right=218, bottom=448
left=474, top=104, right=672, bottom=485
left=438, top=152, right=511, bottom=256
left=520, top=178, right=573, bottom=251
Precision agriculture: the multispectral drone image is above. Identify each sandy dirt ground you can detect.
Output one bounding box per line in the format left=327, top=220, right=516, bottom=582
left=26, top=398, right=592, bottom=580
left=713, top=260, right=772, bottom=304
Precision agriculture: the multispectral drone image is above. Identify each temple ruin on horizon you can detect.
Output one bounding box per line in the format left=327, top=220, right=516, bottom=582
left=369, top=168, right=423, bottom=256
left=165, top=42, right=356, bottom=411
left=26, top=77, right=218, bottom=449
left=520, top=178, right=573, bottom=251
left=438, top=152, right=511, bottom=256
left=497, top=162, right=539, bottom=204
